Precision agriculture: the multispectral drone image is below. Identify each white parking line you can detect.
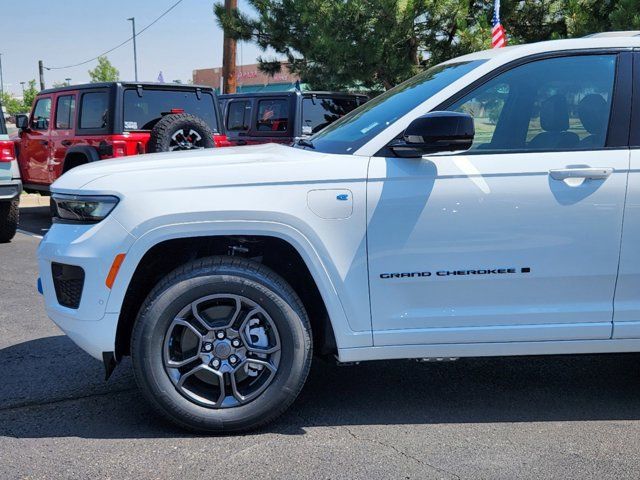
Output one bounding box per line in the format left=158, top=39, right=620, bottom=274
left=17, top=229, right=44, bottom=239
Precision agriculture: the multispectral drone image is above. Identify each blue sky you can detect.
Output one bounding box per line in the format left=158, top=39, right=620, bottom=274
left=1, top=0, right=267, bottom=95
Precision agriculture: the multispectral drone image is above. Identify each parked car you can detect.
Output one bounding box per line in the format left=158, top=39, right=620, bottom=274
left=0, top=105, right=21, bottom=242
left=14, top=82, right=227, bottom=193
left=38, top=34, right=640, bottom=433
left=219, top=91, right=367, bottom=146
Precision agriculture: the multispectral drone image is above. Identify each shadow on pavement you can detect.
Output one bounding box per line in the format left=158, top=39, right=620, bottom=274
left=18, top=205, right=51, bottom=237
left=2, top=335, right=640, bottom=439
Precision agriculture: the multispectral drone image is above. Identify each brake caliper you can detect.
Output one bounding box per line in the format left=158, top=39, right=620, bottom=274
left=244, top=318, right=268, bottom=377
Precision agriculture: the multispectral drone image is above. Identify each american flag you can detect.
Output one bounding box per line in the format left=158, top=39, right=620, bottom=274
left=492, top=0, right=507, bottom=48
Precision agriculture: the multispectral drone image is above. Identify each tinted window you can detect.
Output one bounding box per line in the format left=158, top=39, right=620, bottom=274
left=449, top=55, right=616, bottom=152
left=55, top=95, right=76, bottom=130
left=256, top=99, right=289, bottom=132
left=301, top=96, right=361, bottom=135
left=0, top=108, right=6, bottom=134
left=80, top=92, right=109, bottom=129
left=226, top=100, right=251, bottom=131
left=31, top=97, right=52, bottom=130
left=306, top=60, right=485, bottom=154
left=123, top=89, right=219, bottom=132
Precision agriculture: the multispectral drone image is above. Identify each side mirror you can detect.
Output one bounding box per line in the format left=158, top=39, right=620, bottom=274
left=15, top=114, right=29, bottom=130
left=389, top=111, right=475, bottom=158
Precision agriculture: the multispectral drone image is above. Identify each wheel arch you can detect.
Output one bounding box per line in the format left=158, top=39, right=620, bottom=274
left=62, top=146, right=100, bottom=173
left=111, top=225, right=355, bottom=361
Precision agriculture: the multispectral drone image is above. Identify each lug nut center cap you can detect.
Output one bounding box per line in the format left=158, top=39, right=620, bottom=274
left=214, top=341, right=232, bottom=359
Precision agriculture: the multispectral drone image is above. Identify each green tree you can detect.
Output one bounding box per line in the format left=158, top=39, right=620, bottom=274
left=0, top=92, right=24, bottom=116
left=216, top=0, right=439, bottom=91
left=609, top=0, right=640, bottom=30
left=215, top=0, right=640, bottom=91
left=88, top=56, right=119, bottom=83
left=22, top=80, right=39, bottom=111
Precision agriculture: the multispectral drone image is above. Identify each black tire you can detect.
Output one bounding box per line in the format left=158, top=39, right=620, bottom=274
left=147, top=113, right=216, bottom=153
left=131, top=256, right=313, bottom=433
left=0, top=199, right=19, bottom=243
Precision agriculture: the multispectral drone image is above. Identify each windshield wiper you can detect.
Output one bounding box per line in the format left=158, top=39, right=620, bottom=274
left=296, top=138, right=315, bottom=149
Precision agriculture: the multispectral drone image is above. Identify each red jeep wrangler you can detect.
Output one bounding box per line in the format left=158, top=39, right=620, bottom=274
left=15, top=82, right=227, bottom=193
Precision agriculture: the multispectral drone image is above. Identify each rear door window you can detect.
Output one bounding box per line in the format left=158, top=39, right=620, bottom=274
left=123, top=89, right=219, bottom=132
left=80, top=92, right=109, bottom=130
left=226, top=100, right=251, bottom=131
left=256, top=99, right=289, bottom=133
left=55, top=95, right=76, bottom=130
left=301, top=96, right=361, bottom=135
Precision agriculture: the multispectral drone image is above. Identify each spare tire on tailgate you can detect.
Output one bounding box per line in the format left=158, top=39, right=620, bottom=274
left=147, top=113, right=215, bottom=153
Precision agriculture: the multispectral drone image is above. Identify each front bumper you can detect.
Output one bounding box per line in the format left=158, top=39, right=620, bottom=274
left=37, top=216, right=136, bottom=361
left=0, top=179, right=22, bottom=201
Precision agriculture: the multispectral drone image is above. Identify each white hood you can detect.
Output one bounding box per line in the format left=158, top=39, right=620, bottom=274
left=51, top=143, right=332, bottom=194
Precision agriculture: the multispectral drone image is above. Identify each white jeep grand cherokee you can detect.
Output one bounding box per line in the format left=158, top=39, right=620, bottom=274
left=39, top=34, right=640, bottom=432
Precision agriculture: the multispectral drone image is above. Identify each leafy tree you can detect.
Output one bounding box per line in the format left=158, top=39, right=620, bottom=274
left=215, top=0, right=640, bottom=91
left=88, top=56, right=119, bottom=83
left=216, top=0, right=438, bottom=90
left=609, top=0, right=640, bottom=30
left=0, top=92, right=24, bottom=116
left=22, top=80, right=39, bottom=111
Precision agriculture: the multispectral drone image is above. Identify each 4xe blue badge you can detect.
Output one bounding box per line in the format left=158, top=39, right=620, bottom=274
left=336, top=194, right=349, bottom=201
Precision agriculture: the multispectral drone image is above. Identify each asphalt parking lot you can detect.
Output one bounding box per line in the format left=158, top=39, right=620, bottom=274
left=2, top=202, right=640, bottom=479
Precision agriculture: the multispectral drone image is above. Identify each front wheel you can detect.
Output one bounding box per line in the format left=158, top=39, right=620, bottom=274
left=131, top=256, right=313, bottom=433
left=0, top=199, right=19, bottom=243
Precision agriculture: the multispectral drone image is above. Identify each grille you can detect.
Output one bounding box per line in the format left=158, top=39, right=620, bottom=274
left=51, top=263, right=85, bottom=309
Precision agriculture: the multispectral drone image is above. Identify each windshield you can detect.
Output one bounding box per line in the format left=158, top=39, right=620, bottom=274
left=303, top=60, right=485, bottom=154
left=301, top=96, right=365, bottom=135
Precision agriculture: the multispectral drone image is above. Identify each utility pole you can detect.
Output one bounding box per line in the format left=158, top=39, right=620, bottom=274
left=0, top=54, right=4, bottom=97
left=20, top=81, right=25, bottom=96
left=221, top=0, right=237, bottom=94
left=38, top=60, right=45, bottom=90
left=128, top=17, right=139, bottom=81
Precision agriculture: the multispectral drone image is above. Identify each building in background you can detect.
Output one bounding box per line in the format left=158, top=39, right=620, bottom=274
left=193, top=62, right=302, bottom=93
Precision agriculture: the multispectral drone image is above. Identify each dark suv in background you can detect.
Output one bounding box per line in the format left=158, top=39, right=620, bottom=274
left=15, top=82, right=227, bottom=193
left=219, top=91, right=367, bottom=146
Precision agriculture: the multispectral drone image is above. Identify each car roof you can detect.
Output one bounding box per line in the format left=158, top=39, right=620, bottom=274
left=585, top=31, right=640, bottom=38
left=39, top=81, right=215, bottom=95
left=443, top=34, right=640, bottom=64
left=218, top=91, right=367, bottom=99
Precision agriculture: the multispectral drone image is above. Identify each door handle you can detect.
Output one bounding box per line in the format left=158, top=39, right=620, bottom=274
left=39, top=140, right=49, bottom=146
left=549, top=167, right=613, bottom=181
left=61, top=140, right=72, bottom=147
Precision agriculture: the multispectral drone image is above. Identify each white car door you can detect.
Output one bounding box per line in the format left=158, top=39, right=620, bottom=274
left=367, top=52, right=631, bottom=346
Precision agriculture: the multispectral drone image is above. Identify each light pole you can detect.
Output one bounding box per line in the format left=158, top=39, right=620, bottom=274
left=20, top=81, right=25, bottom=96
left=65, top=77, right=71, bottom=86
left=0, top=53, right=4, bottom=97
left=127, top=17, right=138, bottom=81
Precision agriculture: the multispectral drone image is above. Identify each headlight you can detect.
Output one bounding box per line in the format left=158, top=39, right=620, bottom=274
left=52, top=194, right=119, bottom=224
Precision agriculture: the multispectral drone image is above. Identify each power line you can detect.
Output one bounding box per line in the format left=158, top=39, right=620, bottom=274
left=44, top=0, right=184, bottom=71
